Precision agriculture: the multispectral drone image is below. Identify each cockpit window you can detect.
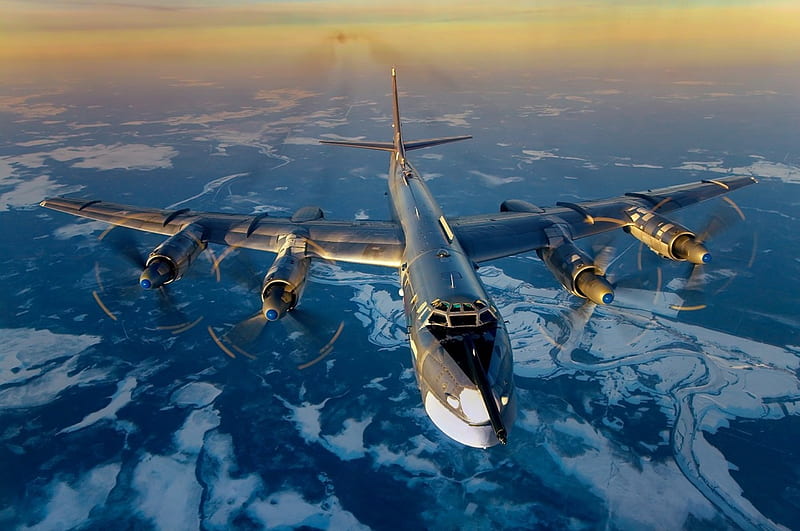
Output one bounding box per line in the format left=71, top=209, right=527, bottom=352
left=450, top=314, right=475, bottom=327
left=429, top=311, right=447, bottom=325
left=479, top=309, right=495, bottom=324
left=426, top=299, right=496, bottom=328
left=432, top=300, right=449, bottom=311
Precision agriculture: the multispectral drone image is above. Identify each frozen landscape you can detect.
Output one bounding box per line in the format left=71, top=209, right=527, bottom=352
left=2, top=4, right=800, bottom=529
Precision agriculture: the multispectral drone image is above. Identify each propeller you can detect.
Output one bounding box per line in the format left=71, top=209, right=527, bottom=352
left=668, top=196, right=749, bottom=312
left=208, top=308, right=345, bottom=367
left=208, top=312, right=265, bottom=360
left=92, top=225, right=204, bottom=333
left=99, top=224, right=146, bottom=269
left=207, top=253, right=345, bottom=366
left=550, top=234, right=671, bottom=360
left=553, top=234, right=627, bottom=342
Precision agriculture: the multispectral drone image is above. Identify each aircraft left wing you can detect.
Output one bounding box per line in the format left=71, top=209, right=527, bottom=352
left=450, top=175, right=757, bottom=263
left=39, top=197, right=404, bottom=267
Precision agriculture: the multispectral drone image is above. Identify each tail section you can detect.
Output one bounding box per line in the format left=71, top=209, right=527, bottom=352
left=319, top=68, right=471, bottom=154
left=318, top=139, right=396, bottom=152
left=403, top=135, right=472, bottom=151
left=391, top=67, right=405, bottom=157
left=319, top=135, right=472, bottom=152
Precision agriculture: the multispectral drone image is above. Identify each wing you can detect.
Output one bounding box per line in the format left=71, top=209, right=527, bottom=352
left=39, top=198, right=404, bottom=267
left=451, top=175, right=757, bottom=263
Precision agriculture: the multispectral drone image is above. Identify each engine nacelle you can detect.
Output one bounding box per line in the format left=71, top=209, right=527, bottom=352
left=140, top=224, right=206, bottom=290
left=537, top=241, right=614, bottom=305
left=625, top=207, right=711, bottom=264
left=261, top=234, right=310, bottom=321
left=500, top=199, right=544, bottom=213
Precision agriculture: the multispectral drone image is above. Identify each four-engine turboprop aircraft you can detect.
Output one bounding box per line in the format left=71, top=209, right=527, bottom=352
left=40, top=69, right=756, bottom=448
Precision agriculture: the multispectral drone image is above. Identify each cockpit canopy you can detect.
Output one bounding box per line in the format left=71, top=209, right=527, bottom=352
left=427, top=298, right=497, bottom=328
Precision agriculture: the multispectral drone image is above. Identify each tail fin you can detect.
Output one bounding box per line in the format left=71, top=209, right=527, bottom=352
left=391, top=67, right=405, bottom=157
left=319, top=68, right=471, bottom=154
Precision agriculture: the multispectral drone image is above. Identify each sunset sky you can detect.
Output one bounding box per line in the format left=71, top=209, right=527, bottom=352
left=2, top=1, right=799, bottom=75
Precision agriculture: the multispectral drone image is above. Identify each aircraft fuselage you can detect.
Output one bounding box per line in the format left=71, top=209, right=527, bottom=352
left=388, top=152, right=516, bottom=447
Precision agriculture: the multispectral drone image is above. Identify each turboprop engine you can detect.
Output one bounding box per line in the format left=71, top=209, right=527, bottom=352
left=624, top=207, right=711, bottom=264
left=261, top=234, right=311, bottom=321
left=537, top=241, right=615, bottom=305
left=139, top=224, right=206, bottom=290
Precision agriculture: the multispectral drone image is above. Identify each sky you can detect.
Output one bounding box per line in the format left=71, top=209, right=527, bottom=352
left=2, top=1, right=799, bottom=76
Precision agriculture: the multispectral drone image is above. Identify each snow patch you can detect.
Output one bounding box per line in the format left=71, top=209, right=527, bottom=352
left=674, top=158, right=800, bottom=184
left=1, top=175, right=82, bottom=211
left=171, top=381, right=222, bottom=408
left=53, top=220, right=109, bottom=240
left=59, top=377, right=137, bottom=434
left=21, top=463, right=121, bottom=531
left=248, top=490, right=368, bottom=530
left=133, top=454, right=204, bottom=531
left=14, top=144, right=178, bottom=171
left=0, top=328, right=103, bottom=408
left=0, top=328, right=100, bottom=387
left=200, top=432, right=262, bottom=529
left=468, top=170, right=523, bottom=186
left=277, top=395, right=372, bottom=461
left=350, top=284, right=406, bottom=349
left=519, top=149, right=585, bottom=162
left=324, top=417, right=372, bottom=461
left=132, top=405, right=221, bottom=530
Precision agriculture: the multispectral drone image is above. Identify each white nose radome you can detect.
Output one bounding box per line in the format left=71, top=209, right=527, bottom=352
left=424, top=392, right=516, bottom=448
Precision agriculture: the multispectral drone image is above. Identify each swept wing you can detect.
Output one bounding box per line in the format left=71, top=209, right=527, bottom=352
left=451, top=175, right=756, bottom=263
left=41, top=175, right=754, bottom=267
left=39, top=197, right=404, bottom=267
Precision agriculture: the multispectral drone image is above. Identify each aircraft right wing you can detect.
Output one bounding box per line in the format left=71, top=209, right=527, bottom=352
left=450, top=175, right=757, bottom=263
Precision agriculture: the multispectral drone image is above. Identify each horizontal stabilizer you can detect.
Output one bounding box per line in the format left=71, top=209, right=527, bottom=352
left=319, top=140, right=395, bottom=152
left=404, top=135, right=472, bottom=151
left=320, top=135, right=471, bottom=153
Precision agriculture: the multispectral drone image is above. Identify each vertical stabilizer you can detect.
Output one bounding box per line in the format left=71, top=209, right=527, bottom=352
left=319, top=68, right=471, bottom=154
left=391, top=67, right=405, bottom=158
